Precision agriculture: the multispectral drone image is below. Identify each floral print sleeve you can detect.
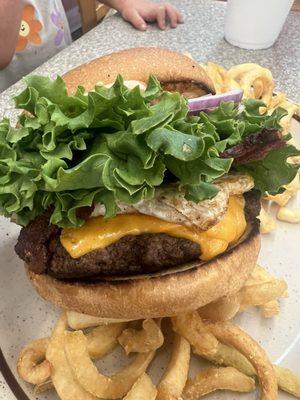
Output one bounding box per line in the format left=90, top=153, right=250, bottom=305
left=16, top=5, right=43, bottom=52
left=51, top=3, right=70, bottom=47
left=1, top=0, right=72, bottom=92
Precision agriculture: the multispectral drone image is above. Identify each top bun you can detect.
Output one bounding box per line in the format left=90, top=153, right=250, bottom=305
left=62, top=47, right=215, bottom=96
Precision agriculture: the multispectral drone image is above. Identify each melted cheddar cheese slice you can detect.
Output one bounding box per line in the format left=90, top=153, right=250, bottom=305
left=60, top=195, right=246, bottom=261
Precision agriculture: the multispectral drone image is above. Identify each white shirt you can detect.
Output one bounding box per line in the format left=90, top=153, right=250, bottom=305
left=0, top=0, right=72, bottom=92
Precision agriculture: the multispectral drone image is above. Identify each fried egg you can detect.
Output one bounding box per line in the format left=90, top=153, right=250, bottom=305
left=92, top=173, right=254, bottom=230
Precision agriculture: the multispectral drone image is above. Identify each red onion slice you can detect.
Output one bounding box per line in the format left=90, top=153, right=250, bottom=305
left=188, top=89, right=244, bottom=113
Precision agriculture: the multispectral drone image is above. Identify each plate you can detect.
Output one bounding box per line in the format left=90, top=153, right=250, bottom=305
left=0, top=119, right=299, bottom=400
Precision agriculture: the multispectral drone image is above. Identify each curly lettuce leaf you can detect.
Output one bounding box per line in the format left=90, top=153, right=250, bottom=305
left=237, top=145, right=300, bottom=194
left=197, top=100, right=288, bottom=146
left=0, top=74, right=298, bottom=228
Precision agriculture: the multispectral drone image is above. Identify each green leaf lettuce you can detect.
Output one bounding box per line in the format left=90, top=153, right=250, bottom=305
left=0, top=74, right=298, bottom=227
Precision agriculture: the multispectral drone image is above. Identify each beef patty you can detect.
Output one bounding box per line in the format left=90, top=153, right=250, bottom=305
left=15, top=190, right=261, bottom=280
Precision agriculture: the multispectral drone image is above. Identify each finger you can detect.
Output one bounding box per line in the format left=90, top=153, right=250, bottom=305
left=164, top=3, right=179, bottom=28
left=122, top=8, right=147, bottom=31
left=156, top=6, right=166, bottom=30
left=178, top=12, right=184, bottom=24
left=174, top=6, right=184, bottom=24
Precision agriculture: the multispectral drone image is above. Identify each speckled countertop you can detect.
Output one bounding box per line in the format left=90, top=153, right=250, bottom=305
left=0, top=0, right=300, bottom=124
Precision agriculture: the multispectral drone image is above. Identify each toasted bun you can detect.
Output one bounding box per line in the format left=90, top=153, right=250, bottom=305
left=62, top=47, right=215, bottom=96
left=27, top=222, right=260, bottom=320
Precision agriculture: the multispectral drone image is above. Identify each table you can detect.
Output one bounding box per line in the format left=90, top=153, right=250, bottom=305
left=0, top=1, right=299, bottom=398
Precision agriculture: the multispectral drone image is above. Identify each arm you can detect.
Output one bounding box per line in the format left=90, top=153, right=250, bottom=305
left=0, top=0, right=23, bottom=70
left=101, top=0, right=183, bottom=31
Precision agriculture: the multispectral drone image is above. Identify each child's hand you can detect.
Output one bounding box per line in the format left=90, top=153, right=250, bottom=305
left=110, top=0, right=184, bottom=31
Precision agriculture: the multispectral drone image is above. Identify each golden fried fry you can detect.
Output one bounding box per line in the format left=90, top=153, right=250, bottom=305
left=86, top=322, right=126, bottom=359
left=64, top=330, right=155, bottom=399
left=198, top=293, right=240, bottom=322
left=205, top=62, right=228, bottom=93
left=17, top=338, right=51, bottom=385
left=33, top=380, right=53, bottom=395
left=199, top=265, right=287, bottom=320
left=172, top=311, right=218, bottom=357
left=227, top=63, right=260, bottom=80
left=118, top=319, right=163, bottom=354
left=183, top=367, right=255, bottom=399
left=204, top=342, right=256, bottom=377
left=123, top=373, right=157, bottom=400
left=46, top=314, right=97, bottom=400
left=242, top=68, right=273, bottom=104
left=228, top=64, right=274, bottom=104
left=276, top=366, right=300, bottom=398
left=66, top=310, right=129, bottom=329
left=277, top=207, right=300, bottom=223
left=258, top=208, right=277, bottom=234
left=244, top=264, right=275, bottom=286
left=253, top=78, right=264, bottom=99
left=239, top=279, right=288, bottom=308
left=265, top=191, right=293, bottom=207
left=206, top=321, right=278, bottom=400
left=269, top=92, right=287, bottom=109
left=194, top=340, right=300, bottom=397
left=261, top=300, right=280, bottom=318
left=289, top=156, right=300, bottom=164
left=66, top=311, right=105, bottom=329
left=157, top=334, right=190, bottom=400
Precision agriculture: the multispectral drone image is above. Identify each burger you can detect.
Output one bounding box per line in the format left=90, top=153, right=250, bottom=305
left=1, top=48, right=299, bottom=321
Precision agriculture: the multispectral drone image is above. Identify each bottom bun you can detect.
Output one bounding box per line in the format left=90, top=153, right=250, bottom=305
left=27, top=222, right=260, bottom=320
